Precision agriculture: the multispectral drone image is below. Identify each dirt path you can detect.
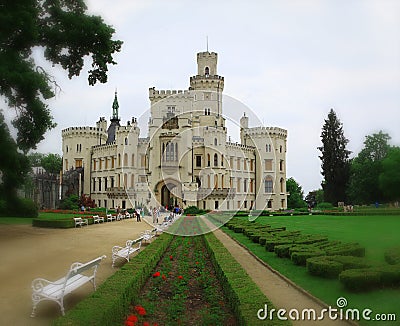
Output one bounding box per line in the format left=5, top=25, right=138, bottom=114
left=210, top=226, right=354, bottom=325
left=0, top=219, right=153, bottom=326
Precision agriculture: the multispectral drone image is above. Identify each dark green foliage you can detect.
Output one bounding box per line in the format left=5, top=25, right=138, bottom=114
left=347, top=131, right=391, bottom=204
left=318, top=109, right=351, bottom=205
left=59, top=194, right=79, bottom=210
left=379, top=147, right=400, bottom=202
left=183, top=205, right=207, bottom=215
left=307, top=256, right=372, bottom=278
left=40, top=153, right=62, bottom=174
left=339, top=269, right=381, bottom=291
left=384, top=246, right=400, bottom=265
left=286, top=177, right=306, bottom=209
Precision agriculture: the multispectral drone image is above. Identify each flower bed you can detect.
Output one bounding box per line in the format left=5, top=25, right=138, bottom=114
left=124, top=235, right=237, bottom=325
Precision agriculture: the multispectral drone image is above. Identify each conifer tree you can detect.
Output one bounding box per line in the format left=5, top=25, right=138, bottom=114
left=318, top=109, right=351, bottom=205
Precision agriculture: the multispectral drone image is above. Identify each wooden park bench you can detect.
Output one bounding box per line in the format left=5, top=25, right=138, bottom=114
left=92, top=215, right=104, bottom=224
left=31, top=255, right=106, bottom=317
left=73, top=217, right=88, bottom=228
left=111, top=238, right=142, bottom=267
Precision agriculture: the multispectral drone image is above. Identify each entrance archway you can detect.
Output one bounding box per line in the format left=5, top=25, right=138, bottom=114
left=161, top=183, right=177, bottom=209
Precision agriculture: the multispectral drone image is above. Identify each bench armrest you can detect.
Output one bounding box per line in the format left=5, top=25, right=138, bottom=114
left=32, top=277, right=58, bottom=292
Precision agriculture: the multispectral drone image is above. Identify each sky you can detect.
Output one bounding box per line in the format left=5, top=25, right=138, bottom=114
left=5, top=0, right=400, bottom=194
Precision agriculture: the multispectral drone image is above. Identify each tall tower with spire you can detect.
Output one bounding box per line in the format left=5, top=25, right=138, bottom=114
left=107, top=91, right=121, bottom=144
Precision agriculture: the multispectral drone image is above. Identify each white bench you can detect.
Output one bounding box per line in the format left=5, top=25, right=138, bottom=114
left=31, top=255, right=106, bottom=317
left=73, top=217, right=88, bottom=227
left=112, top=238, right=142, bottom=267
left=140, top=229, right=158, bottom=242
left=107, top=214, right=116, bottom=222
left=92, top=215, right=104, bottom=223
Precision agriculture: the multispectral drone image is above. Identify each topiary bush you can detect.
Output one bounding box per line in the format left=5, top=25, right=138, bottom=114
left=384, top=246, right=400, bottom=265
left=339, top=269, right=381, bottom=291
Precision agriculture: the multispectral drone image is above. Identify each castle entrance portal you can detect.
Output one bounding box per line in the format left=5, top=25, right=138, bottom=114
left=161, top=183, right=177, bottom=209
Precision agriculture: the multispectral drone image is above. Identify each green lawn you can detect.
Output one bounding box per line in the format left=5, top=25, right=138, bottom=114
left=0, top=212, right=84, bottom=225
left=223, top=214, right=400, bottom=326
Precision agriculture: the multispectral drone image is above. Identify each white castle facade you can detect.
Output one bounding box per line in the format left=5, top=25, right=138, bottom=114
left=62, top=51, right=288, bottom=211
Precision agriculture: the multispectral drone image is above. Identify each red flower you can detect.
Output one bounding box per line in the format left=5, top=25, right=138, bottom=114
left=153, top=324, right=159, bottom=326
left=126, top=314, right=138, bottom=323
left=195, top=261, right=199, bottom=265
left=169, top=255, right=173, bottom=260
left=152, top=271, right=160, bottom=278
left=143, top=322, right=150, bottom=326
left=125, top=321, right=134, bottom=326
left=162, top=274, right=167, bottom=280
left=178, top=275, right=183, bottom=279
left=134, top=305, right=146, bottom=316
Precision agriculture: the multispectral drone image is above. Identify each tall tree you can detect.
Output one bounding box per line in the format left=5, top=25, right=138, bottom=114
left=347, top=131, right=391, bottom=204
left=318, top=109, right=351, bottom=205
left=1, top=1, right=121, bottom=210
left=379, top=146, right=400, bottom=202
left=286, top=177, right=306, bottom=209
left=41, top=153, right=62, bottom=174
left=0, top=0, right=123, bottom=152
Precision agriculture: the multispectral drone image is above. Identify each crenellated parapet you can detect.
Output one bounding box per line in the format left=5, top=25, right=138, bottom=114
left=189, top=75, right=224, bottom=91
left=62, top=126, right=107, bottom=137
left=226, top=142, right=256, bottom=152
left=149, top=87, right=192, bottom=102
left=243, top=126, right=287, bottom=139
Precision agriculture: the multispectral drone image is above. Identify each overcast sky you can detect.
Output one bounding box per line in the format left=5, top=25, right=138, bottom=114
left=9, top=0, right=400, bottom=194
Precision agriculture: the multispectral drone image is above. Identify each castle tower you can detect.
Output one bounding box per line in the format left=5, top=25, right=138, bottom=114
left=107, top=91, right=121, bottom=144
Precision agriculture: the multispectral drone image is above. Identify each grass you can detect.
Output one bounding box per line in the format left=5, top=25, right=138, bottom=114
left=223, top=214, right=400, bottom=325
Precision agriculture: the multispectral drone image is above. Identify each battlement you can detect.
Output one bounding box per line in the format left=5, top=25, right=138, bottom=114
left=138, top=137, right=149, bottom=145
left=197, top=51, right=218, bottom=59
left=92, top=142, right=117, bottom=151
left=226, top=142, right=256, bottom=151
left=149, top=87, right=191, bottom=100
left=62, top=126, right=107, bottom=137
left=244, top=126, right=287, bottom=138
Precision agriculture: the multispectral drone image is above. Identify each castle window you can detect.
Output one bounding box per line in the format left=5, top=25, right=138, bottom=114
left=214, top=138, right=217, bottom=146
left=205, top=66, right=210, bottom=76
left=266, top=144, right=272, bottom=152
left=207, top=154, right=210, bottom=167
left=204, top=108, right=211, bottom=116
left=265, top=159, right=273, bottom=171
left=280, top=145, right=283, bottom=153
left=244, top=179, right=247, bottom=192
left=125, top=137, right=128, bottom=145
left=167, top=106, right=175, bottom=113
left=105, top=158, right=108, bottom=169
left=124, top=153, right=128, bottom=167
left=221, top=154, right=224, bottom=166
left=280, top=160, right=284, bottom=172
left=267, top=200, right=272, bottom=208
left=196, top=155, right=202, bottom=167
left=105, top=177, right=108, bottom=190
left=280, top=177, right=285, bottom=193
left=98, top=178, right=102, bottom=192
left=214, top=153, right=218, bottom=167
left=237, top=178, right=241, bottom=192
left=118, top=154, right=121, bottom=167
left=75, top=159, right=82, bottom=168
left=264, top=177, right=273, bottom=193
left=66, top=145, right=68, bottom=153
left=131, top=154, right=135, bottom=167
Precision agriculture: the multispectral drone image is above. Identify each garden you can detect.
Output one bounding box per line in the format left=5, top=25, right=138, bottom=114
left=219, top=213, right=400, bottom=325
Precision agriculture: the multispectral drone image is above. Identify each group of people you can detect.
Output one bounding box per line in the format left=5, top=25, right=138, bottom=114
left=116, top=206, right=143, bottom=222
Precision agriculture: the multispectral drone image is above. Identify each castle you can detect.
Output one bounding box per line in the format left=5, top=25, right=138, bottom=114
left=62, top=51, right=288, bottom=211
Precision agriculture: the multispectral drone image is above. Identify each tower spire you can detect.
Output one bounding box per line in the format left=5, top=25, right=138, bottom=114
left=206, top=36, right=209, bottom=52
left=112, top=90, right=119, bottom=120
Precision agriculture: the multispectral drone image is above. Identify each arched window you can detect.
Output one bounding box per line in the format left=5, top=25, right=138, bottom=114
left=264, top=177, right=273, bottom=193
left=280, top=178, right=285, bottom=193
left=205, top=66, right=210, bottom=75
left=118, top=154, right=121, bottom=167
left=214, top=138, right=218, bottom=146
left=214, top=153, right=218, bottom=167
left=131, top=174, right=135, bottom=187
left=123, top=153, right=128, bottom=166
left=280, top=145, right=282, bottom=153
left=221, top=154, right=224, bottom=166
left=280, top=160, right=284, bottom=171
left=131, top=154, right=135, bottom=167
left=125, top=137, right=128, bottom=145
left=207, top=154, right=210, bottom=167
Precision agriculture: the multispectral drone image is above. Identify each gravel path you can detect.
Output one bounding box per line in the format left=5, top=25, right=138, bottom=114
left=0, top=219, right=152, bottom=326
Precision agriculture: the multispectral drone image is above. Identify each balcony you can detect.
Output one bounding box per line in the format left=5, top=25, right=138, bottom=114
left=197, top=188, right=236, bottom=200
left=106, top=187, right=136, bottom=199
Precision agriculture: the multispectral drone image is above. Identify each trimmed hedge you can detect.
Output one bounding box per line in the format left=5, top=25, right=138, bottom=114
left=384, top=246, right=400, bottom=265
left=53, top=233, right=174, bottom=325
left=339, top=269, right=381, bottom=291
left=204, top=232, right=290, bottom=325
left=307, top=256, right=372, bottom=278
left=32, top=217, right=100, bottom=228
left=339, top=264, right=400, bottom=291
